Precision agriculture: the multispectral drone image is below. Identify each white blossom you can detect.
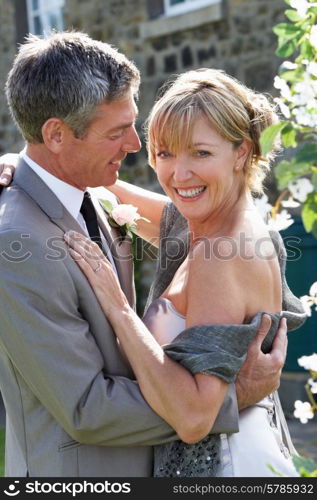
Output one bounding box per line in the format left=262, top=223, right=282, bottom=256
left=274, top=97, right=291, bottom=118
left=288, top=178, right=314, bottom=203
left=308, top=378, right=317, bottom=393
left=274, top=76, right=291, bottom=100
left=294, top=400, right=314, bottom=423
left=306, top=61, right=317, bottom=77
left=267, top=210, right=294, bottom=231
left=281, top=61, right=298, bottom=70
left=290, top=0, right=310, bottom=18
left=293, top=106, right=317, bottom=128
left=309, top=282, right=317, bottom=297
left=300, top=295, right=313, bottom=316
left=281, top=197, right=300, bottom=208
left=292, top=79, right=317, bottom=107
left=298, top=353, right=317, bottom=371
left=254, top=194, right=272, bottom=220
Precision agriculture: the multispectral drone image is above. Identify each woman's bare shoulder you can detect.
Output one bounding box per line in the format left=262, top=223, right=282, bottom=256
left=185, top=238, right=246, bottom=327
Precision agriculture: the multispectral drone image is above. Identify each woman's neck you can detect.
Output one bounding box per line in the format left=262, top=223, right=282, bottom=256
left=188, top=190, right=254, bottom=242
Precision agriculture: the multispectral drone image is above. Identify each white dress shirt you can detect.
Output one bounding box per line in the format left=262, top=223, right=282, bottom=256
left=22, top=152, right=117, bottom=272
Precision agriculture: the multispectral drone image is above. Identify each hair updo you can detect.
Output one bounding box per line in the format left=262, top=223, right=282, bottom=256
left=146, top=68, right=280, bottom=194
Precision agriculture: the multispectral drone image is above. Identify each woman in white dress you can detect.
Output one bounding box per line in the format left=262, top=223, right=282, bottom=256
left=65, top=68, right=306, bottom=477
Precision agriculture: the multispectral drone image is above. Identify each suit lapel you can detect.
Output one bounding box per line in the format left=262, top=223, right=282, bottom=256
left=13, top=160, right=135, bottom=309
left=90, top=190, right=135, bottom=309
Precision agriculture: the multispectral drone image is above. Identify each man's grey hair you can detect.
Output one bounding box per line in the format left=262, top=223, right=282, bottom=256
left=5, top=31, right=140, bottom=143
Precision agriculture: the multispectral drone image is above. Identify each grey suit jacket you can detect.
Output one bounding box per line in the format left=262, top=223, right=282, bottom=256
left=0, top=159, right=238, bottom=477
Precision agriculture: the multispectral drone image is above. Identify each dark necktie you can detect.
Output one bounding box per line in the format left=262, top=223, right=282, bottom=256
left=80, top=192, right=103, bottom=250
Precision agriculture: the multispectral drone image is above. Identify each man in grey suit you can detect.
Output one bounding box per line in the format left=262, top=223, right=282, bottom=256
left=0, top=31, right=286, bottom=477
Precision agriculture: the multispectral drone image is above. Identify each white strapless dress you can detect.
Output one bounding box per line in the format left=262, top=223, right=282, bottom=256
left=143, top=297, right=298, bottom=477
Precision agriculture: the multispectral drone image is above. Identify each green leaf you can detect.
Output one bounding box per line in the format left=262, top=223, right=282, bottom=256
left=99, top=199, right=113, bottom=213
left=284, top=0, right=291, bottom=5
left=279, top=69, right=300, bottom=83
left=300, top=39, right=315, bottom=59
left=285, top=9, right=303, bottom=22
left=295, top=143, right=317, bottom=164
left=267, top=464, right=286, bottom=477
left=281, top=124, right=298, bottom=148
left=260, top=122, right=287, bottom=157
left=276, top=40, right=297, bottom=58
left=108, top=218, right=120, bottom=229
left=292, top=454, right=317, bottom=474
left=302, top=192, right=317, bottom=236
left=274, top=159, right=311, bottom=189
left=273, top=23, right=303, bottom=39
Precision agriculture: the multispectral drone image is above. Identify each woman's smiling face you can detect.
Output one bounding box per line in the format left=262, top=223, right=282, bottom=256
left=155, top=115, right=247, bottom=225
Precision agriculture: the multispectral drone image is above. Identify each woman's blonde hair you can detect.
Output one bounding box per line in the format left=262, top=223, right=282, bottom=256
left=146, top=68, right=280, bottom=194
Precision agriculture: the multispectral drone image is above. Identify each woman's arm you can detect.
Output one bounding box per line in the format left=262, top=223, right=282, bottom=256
left=0, top=155, right=168, bottom=246
left=108, top=180, right=168, bottom=245
left=65, top=231, right=228, bottom=444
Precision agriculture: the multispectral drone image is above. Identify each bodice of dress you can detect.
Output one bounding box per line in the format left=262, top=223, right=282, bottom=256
left=142, top=296, right=185, bottom=345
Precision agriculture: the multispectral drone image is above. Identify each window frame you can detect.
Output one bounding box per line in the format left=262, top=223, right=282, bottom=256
left=142, top=0, right=222, bottom=38
left=163, top=0, right=218, bottom=17
left=26, top=0, right=64, bottom=36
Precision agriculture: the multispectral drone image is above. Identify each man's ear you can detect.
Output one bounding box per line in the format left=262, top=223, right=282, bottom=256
left=41, top=118, right=69, bottom=153
left=234, top=140, right=252, bottom=171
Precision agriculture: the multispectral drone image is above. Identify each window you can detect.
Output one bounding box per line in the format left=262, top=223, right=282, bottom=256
left=143, top=0, right=222, bottom=37
left=164, top=0, right=217, bottom=17
left=26, top=0, right=64, bottom=36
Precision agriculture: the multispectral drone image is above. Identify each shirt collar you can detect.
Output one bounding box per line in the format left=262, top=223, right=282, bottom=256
left=22, top=153, right=84, bottom=221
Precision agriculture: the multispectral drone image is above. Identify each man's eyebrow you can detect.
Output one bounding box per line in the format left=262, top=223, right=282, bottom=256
left=108, top=112, right=139, bottom=133
left=108, top=122, right=135, bottom=132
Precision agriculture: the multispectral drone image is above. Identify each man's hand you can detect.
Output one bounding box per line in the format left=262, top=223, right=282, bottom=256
left=0, top=153, right=18, bottom=186
left=236, top=315, right=287, bottom=410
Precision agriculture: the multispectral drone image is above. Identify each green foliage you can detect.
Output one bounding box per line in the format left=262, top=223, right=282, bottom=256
left=292, top=454, right=317, bottom=477
left=296, top=143, right=317, bottom=164
left=302, top=192, right=317, bottom=236
left=261, top=0, right=317, bottom=238
left=260, top=122, right=287, bottom=156
left=269, top=453, right=317, bottom=477
left=262, top=9, right=317, bottom=477
left=274, top=159, right=311, bottom=189
left=281, top=123, right=297, bottom=147
left=285, top=9, right=304, bottom=22
left=273, top=21, right=305, bottom=57
left=98, top=199, right=113, bottom=213
left=312, top=171, right=317, bottom=189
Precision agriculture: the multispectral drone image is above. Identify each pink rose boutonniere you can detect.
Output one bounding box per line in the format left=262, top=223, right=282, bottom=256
left=99, top=199, right=150, bottom=240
